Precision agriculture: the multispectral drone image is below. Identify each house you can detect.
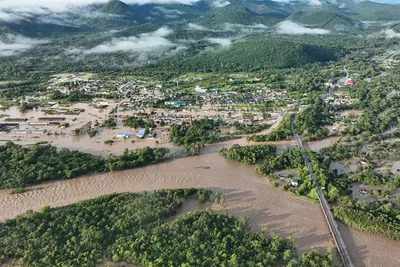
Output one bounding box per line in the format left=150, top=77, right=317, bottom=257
left=31, top=129, right=47, bottom=134
left=346, top=79, right=354, bottom=86
left=164, top=101, right=188, bottom=108
left=116, top=133, right=130, bottom=138
left=195, top=85, right=207, bottom=93
left=136, top=130, right=146, bottom=138
left=291, top=178, right=299, bottom=186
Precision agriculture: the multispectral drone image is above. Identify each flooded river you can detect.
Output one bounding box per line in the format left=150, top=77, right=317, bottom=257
left=1, top=106, right=400, bottom=266
left=0, top=143, right=399, bottom=267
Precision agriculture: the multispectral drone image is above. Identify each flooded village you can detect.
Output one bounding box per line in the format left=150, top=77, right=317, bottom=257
left=0, top=73, right=399, bottom=267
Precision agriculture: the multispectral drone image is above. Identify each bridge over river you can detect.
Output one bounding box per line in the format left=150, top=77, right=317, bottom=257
left=291, top=117, right=354, bottom=267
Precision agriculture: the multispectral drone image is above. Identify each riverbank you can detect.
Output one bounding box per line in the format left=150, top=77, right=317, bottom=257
left=0, top=144, right=399, bottom=267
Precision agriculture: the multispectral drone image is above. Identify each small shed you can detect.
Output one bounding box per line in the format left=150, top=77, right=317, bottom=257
left=291, top=178, right=299, bottom=186
left=116, top=133, right=130, bottom=138
left=136, top=130, right=146, bottom=138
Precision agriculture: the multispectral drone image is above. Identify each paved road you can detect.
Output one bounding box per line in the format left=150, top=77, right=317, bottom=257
left=291, top=118, right=354, bottom=267
left=344, top=66, right=349, bottom=79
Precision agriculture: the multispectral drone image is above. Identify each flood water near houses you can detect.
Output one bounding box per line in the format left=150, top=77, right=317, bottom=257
left=1, top=107, right=400, bottom=267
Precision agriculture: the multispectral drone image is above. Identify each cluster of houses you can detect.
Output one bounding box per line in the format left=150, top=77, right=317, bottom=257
left=323, top=96, right=356, bottom=106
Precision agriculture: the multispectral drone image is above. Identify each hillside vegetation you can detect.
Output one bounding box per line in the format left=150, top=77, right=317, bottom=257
left=152, top=37, right=339, bottom=72
left=288, top=7, right=358, bottom=31
left=196, top=4, right=282, bottom=27
left=350, top=1, right=400, bottom=21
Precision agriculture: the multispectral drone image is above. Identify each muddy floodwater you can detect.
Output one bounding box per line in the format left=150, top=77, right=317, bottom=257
left=1, top=144, right=399, bottom=267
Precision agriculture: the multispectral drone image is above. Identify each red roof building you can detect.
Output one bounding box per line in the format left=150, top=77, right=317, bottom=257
left=346, top=79, right=354, bottom=86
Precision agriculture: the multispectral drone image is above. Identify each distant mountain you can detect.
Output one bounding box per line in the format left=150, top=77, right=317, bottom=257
left=240, top=2, right=289, bottom=18
left=196, top=4, right=283, bottom=27
left=288, top=7, right=361, bottom=32
left=348, top=1, right=400, bottom=21
left=132, top=1, right=210, bottom=23
left=101, top=0, right=135, bottom=15
left=0, top=20, right=86, bottom=37
left=75, top=0, right=141, bottom=29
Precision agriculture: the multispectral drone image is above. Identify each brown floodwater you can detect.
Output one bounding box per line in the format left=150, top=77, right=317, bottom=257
left=1, top=143, right=399, bottom=267
left=1, top=107, right=400, bottom=266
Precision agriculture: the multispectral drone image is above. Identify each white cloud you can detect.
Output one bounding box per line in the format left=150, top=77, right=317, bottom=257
left=187, top=22, right=268, bottom=33
left=271, top=0, right=325, bottom=6
left=153, top=6, right=182, bottom=15
left=212, top=0, right=230, bottom=8
left=0, top=0, right=200, bottom=11
left=0, top=12, right=29, bottom=22
left=205, top=37, right=232, bottom=47
left=276, top=21, right=330, bottom=35
left=308, top=0, right=323, bottom=6
left=0, top=0, right=199, bottom=22
left=0, top=34, right=48, bottom=57
left=384, top=29, right=400, bottom=39
left=187, top=23, right=213, bottom=31
left=78, top=26, right=180, bottom=54
left=224, top=23, right=268, bottom=31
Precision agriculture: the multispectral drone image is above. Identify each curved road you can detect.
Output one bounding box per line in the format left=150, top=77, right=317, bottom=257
left=344, top=66, right=349, bottom=79
left=291, top=118, right=354, bottom=267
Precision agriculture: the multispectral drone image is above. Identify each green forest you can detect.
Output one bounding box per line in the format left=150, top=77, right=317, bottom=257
left=0, top=142, right=169, bottom=189
left=0, top=189, right=333, bottom=267
left=333, top=197, right=400, bottom=240
left=169, top=119, right=238, bottom=155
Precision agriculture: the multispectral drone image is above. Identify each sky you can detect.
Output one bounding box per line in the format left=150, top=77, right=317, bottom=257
left=0, top=0, right=200, bottom=11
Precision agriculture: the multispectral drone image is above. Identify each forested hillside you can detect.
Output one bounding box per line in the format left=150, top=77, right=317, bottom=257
left=288, top=7, right=359, bottom=32
left=151, top=37, right=339, bottom=72
left=196, top=4, right=283, bottom=27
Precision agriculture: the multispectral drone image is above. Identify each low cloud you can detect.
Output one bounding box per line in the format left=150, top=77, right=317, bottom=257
left=187, top=23, right=215, bottom=31
left=0, top=0, right=199, bottom=22
left=187, top=22, right=267, bottom=33
left=0, top=34, right=48, bottom=57
left=71, top=27, right=183, bottom=54
left=205, top=37, right=232, bottom=47
left=0, top=12, right=28, bottom=22
left=384, top=29, right=400, bottom=39
left=308, top=0, right=322, bottom=6
left=276, top=21, right=330, bottom=35
left=153, top=6, right=182, bottom=15
left=271, top=0, right=323, bottom=6
left=224, top=23, right=268, bottom=32
left=0, top=0, right=200, bottom=11
left=212, top=0, right=231, bottom=8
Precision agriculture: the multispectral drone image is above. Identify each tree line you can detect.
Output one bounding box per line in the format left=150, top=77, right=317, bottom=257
left=0, top=142, right=169, bottom=189
left=333, top=197, right=400, bottom=240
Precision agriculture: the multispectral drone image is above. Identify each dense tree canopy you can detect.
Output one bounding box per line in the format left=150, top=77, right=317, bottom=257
left=0, top=189, right=333, bottom=267
left=0, top=142, right=169, bottom=188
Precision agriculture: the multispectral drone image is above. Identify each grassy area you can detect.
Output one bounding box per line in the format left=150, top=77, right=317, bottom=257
left=0, top=100, right=16, bottom=110
left=0, top=81, right=22, bottom=85
left=52, top=72, right=93, bottom=80
left=0, top=114, right=10, bottom=118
